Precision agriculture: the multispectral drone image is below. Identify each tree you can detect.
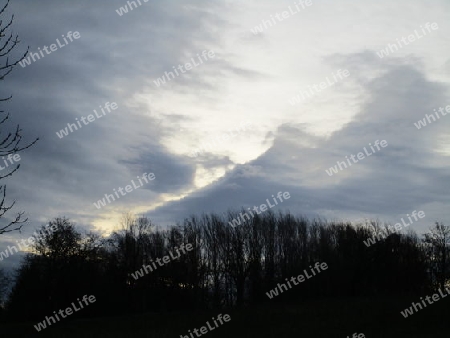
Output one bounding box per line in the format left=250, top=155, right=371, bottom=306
left=0, top=268, right=10, bottom=307
left=8, top=218, right=93, bottom=319
left=0, top=0, right=38, bottom=235
left=31, top=217, right=82, bottom=259
left=423, top=222, right=450, bottom=289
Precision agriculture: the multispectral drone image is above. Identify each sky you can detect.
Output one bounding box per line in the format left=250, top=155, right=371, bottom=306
left=1, top=0, right=450, bottom=269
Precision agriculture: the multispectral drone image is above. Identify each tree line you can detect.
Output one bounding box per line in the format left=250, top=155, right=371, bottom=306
left=1, top=211, right=449, bottom=321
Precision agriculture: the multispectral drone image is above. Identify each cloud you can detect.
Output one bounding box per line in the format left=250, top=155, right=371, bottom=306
left=1, top=0, right=449, bottom=270
left=147, top=53, right=450, bottom=231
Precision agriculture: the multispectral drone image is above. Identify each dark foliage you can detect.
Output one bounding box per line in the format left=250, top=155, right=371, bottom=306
left=5, top=211, right=444, bottom=322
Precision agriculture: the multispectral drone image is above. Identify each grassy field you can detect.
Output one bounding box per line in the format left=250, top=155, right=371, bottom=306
left=2, top=297, right=450, bottom=337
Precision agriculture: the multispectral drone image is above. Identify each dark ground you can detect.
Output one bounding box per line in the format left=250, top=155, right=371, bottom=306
left=2, top=297, right=450, bottom=338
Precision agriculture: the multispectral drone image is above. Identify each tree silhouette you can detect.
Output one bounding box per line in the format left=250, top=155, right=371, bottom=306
left=423, top=222, right=450, bottom=289
left=5, top=212, right=438, bottom=320
left=0, top=0, right=38, bottom=235
left=0, top=268, right=10, bottom=308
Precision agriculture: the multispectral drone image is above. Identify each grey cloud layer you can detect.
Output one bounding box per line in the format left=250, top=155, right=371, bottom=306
left=0, top=0, right=449, bottom=272
left=148, top=53, right=450, bottom=228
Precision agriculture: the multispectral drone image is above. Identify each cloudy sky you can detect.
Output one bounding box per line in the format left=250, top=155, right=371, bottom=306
left=1, top=0, right=450, bottom=268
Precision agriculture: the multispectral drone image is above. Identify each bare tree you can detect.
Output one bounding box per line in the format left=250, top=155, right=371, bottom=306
left=0, top=0, right=38, bottom=235
left=423, top=222, right=450, bottom=289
